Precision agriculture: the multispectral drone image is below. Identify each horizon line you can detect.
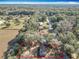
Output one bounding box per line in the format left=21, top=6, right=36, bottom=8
left=0, top=2, right=79, bottom=4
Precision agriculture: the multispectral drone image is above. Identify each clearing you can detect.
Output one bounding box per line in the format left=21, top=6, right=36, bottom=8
left=0, top=29, right=19, bottom=59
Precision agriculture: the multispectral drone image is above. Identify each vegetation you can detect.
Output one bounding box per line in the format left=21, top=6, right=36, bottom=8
left=0, top=7, right=78, bottom=59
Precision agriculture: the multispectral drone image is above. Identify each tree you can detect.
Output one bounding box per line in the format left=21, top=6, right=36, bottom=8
left=48, top=16, right=57, bottom=23
left=24, top=17, right=39, bottom=31
left=56, top=15, right=65, bottom=22
left=14, top=18, right=20, bottom=25
left=37, top=14, right=46, bottom=22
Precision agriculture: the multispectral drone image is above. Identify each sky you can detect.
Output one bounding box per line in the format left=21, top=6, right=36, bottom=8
left=0, top=0, right=79, bottom=4
left=0, top=0, right=79, bottom=2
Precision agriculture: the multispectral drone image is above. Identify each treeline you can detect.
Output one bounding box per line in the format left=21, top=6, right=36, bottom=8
left=0, top=10, right=79, bottom=16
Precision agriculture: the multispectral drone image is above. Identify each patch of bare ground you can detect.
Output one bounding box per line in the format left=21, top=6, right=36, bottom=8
left=0, top=29, right=19, bottom=59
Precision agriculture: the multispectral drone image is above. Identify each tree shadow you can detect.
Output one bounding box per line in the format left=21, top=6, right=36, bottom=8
left=3, top=33, right=20, bottom=59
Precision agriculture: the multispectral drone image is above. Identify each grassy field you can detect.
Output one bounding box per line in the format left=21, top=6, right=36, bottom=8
left=0, top=30, right=19, bottom=59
